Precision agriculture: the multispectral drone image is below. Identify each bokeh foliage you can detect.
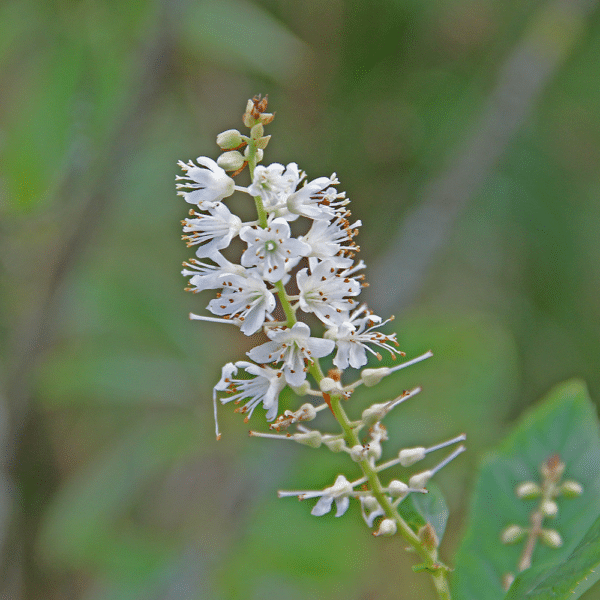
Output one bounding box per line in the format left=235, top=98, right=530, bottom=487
left=2, top=0, right=600, bottom=599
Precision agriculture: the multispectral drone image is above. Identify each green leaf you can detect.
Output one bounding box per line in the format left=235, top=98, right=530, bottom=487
left=398, top=482, right=449, bottom=543
left=451, top=379, right=600, bottom=600
left=505, top=513, right=600, bottom=599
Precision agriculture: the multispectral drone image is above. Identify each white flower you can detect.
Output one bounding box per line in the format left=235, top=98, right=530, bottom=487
left=309, top=475, right=354, bottom=516
left=296, top=260, right=361, bottom=322
left=182, top=251, right=247, bottom=293
left=176, top=157, right=235, bottom=208
left=247, top=162, right=303, bottom=210
left=300, top=217, right=361, bottom=270
left=182, top=203, right=243, bottom=258
left=240, top=217, right=311, bottom=283
left=360, top=496, right=385, bottom=527
left=247, top=322, right=335, bottom=386
left=207, top=272, right=276, bottom=335
left=213, top=361, right=286, bottom=422
left=286, top=174, right=347, bottom=220
left=278, top=474, right=355, bottom=517
left=323, top=305, right=400, bottom=369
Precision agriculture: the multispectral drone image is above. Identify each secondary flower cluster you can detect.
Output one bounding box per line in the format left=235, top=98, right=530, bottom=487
left=177, top=97, right=465, bottom=533
left=500, top=454, right=583, bottom=590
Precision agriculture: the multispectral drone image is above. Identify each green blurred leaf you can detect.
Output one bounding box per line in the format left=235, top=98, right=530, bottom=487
left=451, top=379, right=600, bottom=600
left=505, top=513, right=600, bottom=599
left=398, top=482, right=449, bottom=543
left=181, top=0, right=311, bottom=82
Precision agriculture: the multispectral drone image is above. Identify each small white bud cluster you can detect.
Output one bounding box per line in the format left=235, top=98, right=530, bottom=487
left=501, top=454, right=583, bottom=589
left=176, top=97, right=466, bottom=535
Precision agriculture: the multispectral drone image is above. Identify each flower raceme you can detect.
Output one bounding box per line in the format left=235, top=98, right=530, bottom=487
left=177, top=97, right=464, bottom=549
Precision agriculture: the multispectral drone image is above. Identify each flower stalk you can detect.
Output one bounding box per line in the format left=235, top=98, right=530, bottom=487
left=176, top=95, right=464, bottom=599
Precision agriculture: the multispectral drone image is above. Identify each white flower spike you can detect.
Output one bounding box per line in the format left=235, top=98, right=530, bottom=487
left=177, top=98, right=464, bottom=592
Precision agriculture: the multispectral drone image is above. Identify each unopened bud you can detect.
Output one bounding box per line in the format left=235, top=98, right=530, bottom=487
left=501, top=525, right=525, bottom=544
left=361, top=367, right=391, bottom=387
left=259, top=112, right=274, bottom=125
left=503, top=573, right=515, bottom=592
left=374, top=518, right=397, bottom=537
left=540, top=529, right=562, bottom=548
left=541, top=499, right=558, bottom=517
left=365, top=441, right=382, bottom=461
left=561, top=480, right=583, bottom=497
left=319, top=377, right=343, bottom=395
left=293, top=431, right=322, bottom=448
left=324, top=437, right=346, bottom=453
left=419, top=523, right=439, bottom=551
left=387, top=480, right=409, bottom=497
left=361, top=403, right=387, bottom=427
left=216, top=129, right=243, bottom=149
left=362, top=496, right=379, bottom=511
left=243, top=145, right=263, bottom=163
left=515, top=481, right=541, bottom=499
left=409, top=470, right=432, bottom=490
left=297, top=403, right=317, bottom=421
left=217, top=151, right=244, bottom=171
left=290, top=381, right=311, bottom=396
left=350, top=445, right=365, bottom=462
left=541, top=455, right=565, bottom=480
left=250, top=123, right=264, bottom=140
left=399, top=447, right=427, bottom=467
left=256, top=135, right=271, bottom=150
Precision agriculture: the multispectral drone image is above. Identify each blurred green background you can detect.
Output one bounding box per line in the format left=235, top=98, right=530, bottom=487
left=2, top=0, right=600, bottom=598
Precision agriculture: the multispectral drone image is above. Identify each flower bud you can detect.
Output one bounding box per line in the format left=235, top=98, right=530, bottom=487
left=216, top=129, right=243, bottom=149
left=365, top=441, right=382, bottom=461
left=387, top=480, right=409, bottom=497
left=290, top=381, right=311, bottom=396
left=256, top=135, right=271, bottom=150
left=374, top=518, right=397, bottom=537
left=350, top=445, right=365, bottom=462
left=501, top=524, right=525, bottom=544
left=250, top=123, right=264, bottom=140
left=399, top=447, right=427, bottom=467
left=243, top=145, right=263, bottom=162
left=217, top=151, right=244, bottom=171
left=297, top=403, right=317, bottom=421
left=540, top=529, right=562, bottom=548
left=293, top=431, right=322, bottom=448
left=503, top=573, right=515, bottom=592
left=409, top=470, right=432, bottom=490
left=362, top=496, right=379, bottom=511
left=541, top=499, right=558, bottom=517
left=560, top=480, right=583, bottom=497
left=361, top=403, right=387, bottom=427
left=419, top=523, right=439, bottom=551
left=324, top=437, right=346, bottom=453
left=515, top=481, right=541, bottom=499
left=541, top=455, right=565, bottom=480
left=361, top=367, right=391, bottom=387
left=259, top=112, right=275, bottom=125
left=319, top=377, right=343, bottom=395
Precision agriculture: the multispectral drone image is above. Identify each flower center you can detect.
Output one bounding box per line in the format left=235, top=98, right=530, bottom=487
left=265, top=240, right=278, bottom=253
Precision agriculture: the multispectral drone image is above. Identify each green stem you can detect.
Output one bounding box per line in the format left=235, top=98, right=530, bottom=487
left=245, top=140, right=268, bottom=228
left=244, top=119, right=451, bottom=599
left=328, top=392, right=452, bottom=600
left=274, top=280, right=296, bottom=326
